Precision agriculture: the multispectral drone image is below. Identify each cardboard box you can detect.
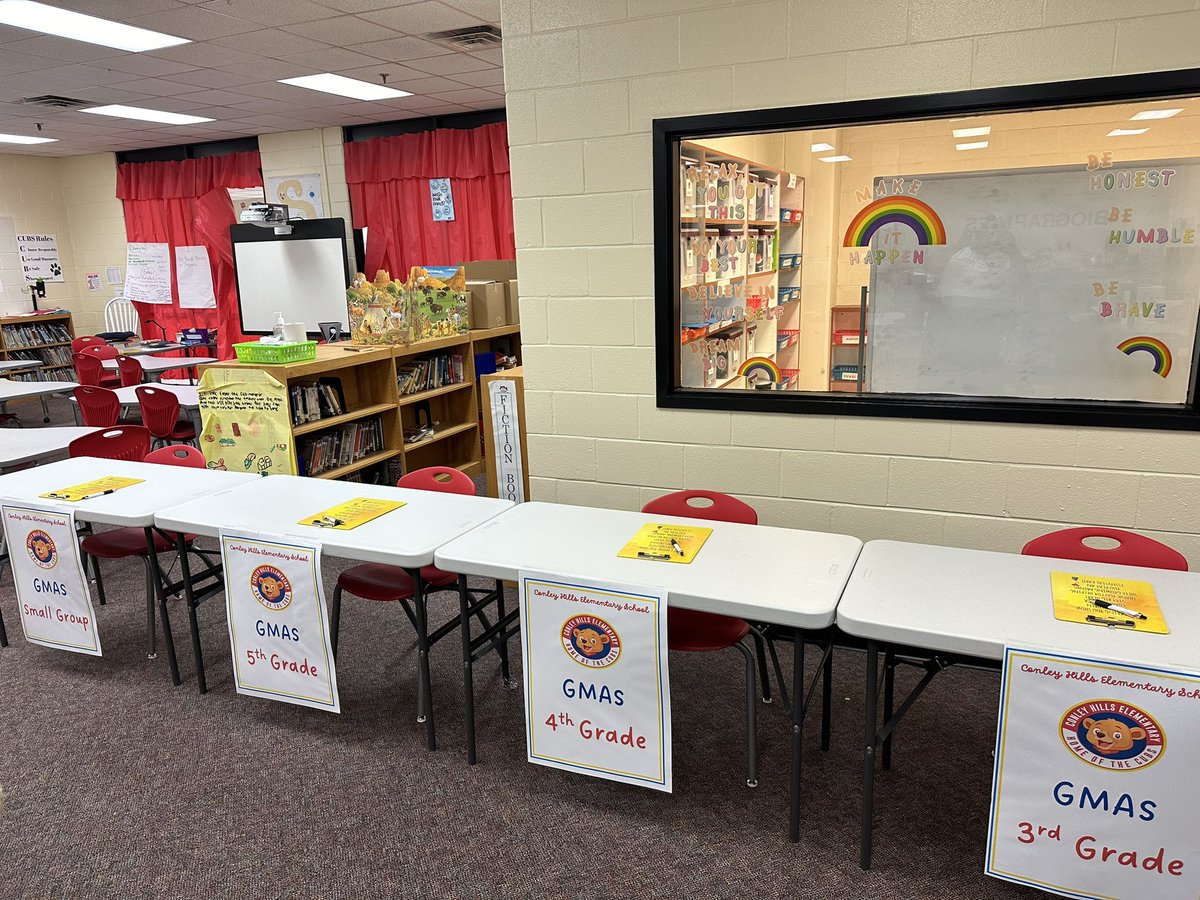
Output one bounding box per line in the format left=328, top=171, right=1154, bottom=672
left=462, top=259, right=517, bottom=284
left=467, top=280, right=507, bottom=329
left=505, top=278, right=519, bottom=325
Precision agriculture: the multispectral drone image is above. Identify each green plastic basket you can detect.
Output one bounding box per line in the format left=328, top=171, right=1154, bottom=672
left=233, top=340, right=318, bottom=364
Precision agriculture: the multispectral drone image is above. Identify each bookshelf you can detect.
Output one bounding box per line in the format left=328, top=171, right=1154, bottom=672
left=0, top=311, right=75, bottom=382
left=394, top=332, right=480, bottom=478
left=829, top=304, right=867, bottom=393
left=678, top=142, right=803, bottom=391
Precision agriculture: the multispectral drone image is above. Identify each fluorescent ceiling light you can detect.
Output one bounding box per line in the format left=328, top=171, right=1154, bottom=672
left=955, top=141, right=988, bottom=150
left=81, top=105, right=213, bottom=125
left=0, top=132, right=56, bottom=144
left=279, top=73, right=412, bottom=101
left=0, top=0, right=189, bottom=52
left=1107, top=128, right=1148, bottom=137
left=818, top=155, right=852, bottom=162
left=810, top=142, right=835, bottom=152
left=1130, top=108, right=1182, bottom=120
left=952, top=126, right=990, bottom=138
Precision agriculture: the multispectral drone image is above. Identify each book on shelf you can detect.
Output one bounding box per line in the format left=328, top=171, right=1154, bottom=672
left=2, top=321, right=70, bottom=348
left=300, top=416, right=385, bottom=477
left=289, top=379, right=345, bottom=425
left=396, top=352, right=464, bottom=396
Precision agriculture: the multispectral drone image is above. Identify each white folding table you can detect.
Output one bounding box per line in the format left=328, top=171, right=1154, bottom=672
left=155, top=475, right=513, bottom=735
left=0, top=377, right=78, bottom=423
left=71, top=384, right=200, bottom=431
left=0, top=359, right=43, bottom=374
left=0, top=426, right=98, bottom=472
left=434, top=500, right=863, bottom=840
left=103, top=355, right=217, bottom=383
left=837, top=539, right=1200, bottom=869
left=0, top=458, right=258, bottom=669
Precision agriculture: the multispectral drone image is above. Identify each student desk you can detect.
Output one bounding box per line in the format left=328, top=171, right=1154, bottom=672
left=837, top=539, right=1200, bottom=869
left=434, top=500, right=863, bottom=840
left=154, top=476, right=513, bottom=740
left=0, top=377, right=77, bottom=423
left=103, top=355, right=217, bottom=383
left=0, top=458, right=257, bottom=667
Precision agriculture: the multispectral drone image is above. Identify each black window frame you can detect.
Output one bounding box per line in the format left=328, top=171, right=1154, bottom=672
left=652, top=67, right=1200, bottom=431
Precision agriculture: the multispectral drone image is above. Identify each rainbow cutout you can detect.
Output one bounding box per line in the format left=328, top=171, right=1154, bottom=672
left=1118, top=336, right=1172, bottom=378
left=843, top=196, right=947, bottom=248
left=738, top=356, right=780, bottom=384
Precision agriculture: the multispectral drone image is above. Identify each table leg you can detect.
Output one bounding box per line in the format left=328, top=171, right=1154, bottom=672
left=145, top=528, right=180, bottom=686
left=176, top=533, right=207, bottom=694
left=861, top=640, right=880, bottom=870
left=458, top=576, right=477, bottom=765
left=0, top=606, right=8, bottom=647
left=788, top=627, right=805, bottom=843
left=409, top=568, right=436, bottom=751
left=821, top=646, right=833, bottom=752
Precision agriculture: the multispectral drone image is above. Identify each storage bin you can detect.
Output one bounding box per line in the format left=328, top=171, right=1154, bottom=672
left=233, top=340, right=318, bottom=364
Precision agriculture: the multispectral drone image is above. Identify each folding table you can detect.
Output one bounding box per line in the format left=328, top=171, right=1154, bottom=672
left=154, top=475, right=513, bottom=739
left=0, top=377, right=78, bottom=423
left=0, top=359, right=44, bottom=374
left=103, top=355, right=217, bottom=383
left=71, top=384, right=200, bottom=431
left=434, top=500, right=862, bottom=841
left=0, top=458, right=258, bottom=668
left=837, top=539, right=1200, bottom=869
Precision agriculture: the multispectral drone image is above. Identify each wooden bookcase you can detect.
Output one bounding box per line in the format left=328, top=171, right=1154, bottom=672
left=395, top=332, right=480, bottom=478
left=0, top=311, right=75, bottom=381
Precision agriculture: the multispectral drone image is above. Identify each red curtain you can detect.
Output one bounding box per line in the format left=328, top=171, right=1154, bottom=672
left=116, top=151, right=263, bottom=361
left=344, top=122, right=514, bottom=278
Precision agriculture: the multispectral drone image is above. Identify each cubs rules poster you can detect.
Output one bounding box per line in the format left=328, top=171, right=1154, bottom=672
left=220, top=530, right=339, bottom=713
left=1, top=504, right=99, bottom=656
left=987, top=647, right=1200, bottom=898
left=519, top=571, right=671, bottom=791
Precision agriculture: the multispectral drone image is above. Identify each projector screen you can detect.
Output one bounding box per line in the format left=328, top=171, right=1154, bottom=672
left=232, top=220, right=350, bottom=336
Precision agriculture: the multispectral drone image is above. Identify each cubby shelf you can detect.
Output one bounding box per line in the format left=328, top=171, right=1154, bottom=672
left=292, top=401, right=397, bottom=436
left=0, top=312, right=75, bottom=381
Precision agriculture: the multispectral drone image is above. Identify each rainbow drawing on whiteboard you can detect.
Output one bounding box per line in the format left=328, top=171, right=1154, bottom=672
left=1117, top=336, right=1172, bottom=377
left=843, top=196, right=947, bottom=247
left=738, top=356, right=780, bottom=383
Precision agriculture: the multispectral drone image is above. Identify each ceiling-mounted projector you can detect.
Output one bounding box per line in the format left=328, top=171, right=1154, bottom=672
left=240, top=202, right=293, bottom=235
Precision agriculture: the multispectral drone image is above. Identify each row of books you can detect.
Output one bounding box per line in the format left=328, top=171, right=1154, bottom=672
left=397, top=353, right=464, bottom=396
left=289, top=380, right=344, bottom=425
left=300, top=417, right=385, bottom=477
left=2, top=322, right=71, bottom=348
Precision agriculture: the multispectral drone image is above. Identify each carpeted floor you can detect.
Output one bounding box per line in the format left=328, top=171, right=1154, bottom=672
left=0, top=400, right=1041, bottom=898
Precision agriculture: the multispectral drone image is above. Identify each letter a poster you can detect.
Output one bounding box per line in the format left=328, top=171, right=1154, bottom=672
left=1, top=504, right=100, bottom=655
left=220, top=530, right=339, bottom=712
left=519, top=571, right=670, bottom=791
left=986, top=646, right=1200, bottom=898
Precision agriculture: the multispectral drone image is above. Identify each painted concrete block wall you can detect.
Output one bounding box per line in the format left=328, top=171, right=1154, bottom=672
left=59, top=153, right=130, bottom=336
left=500, top=0, right=1200, bottom=563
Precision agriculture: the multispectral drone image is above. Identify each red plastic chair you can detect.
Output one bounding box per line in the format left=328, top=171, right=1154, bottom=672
left=73, top=385, right=121, bottom=427
left=116, top=355, right=143, bottom=387
left=136, top=385, right=196, bottom=447
left=1022, top=527, right=1188, bottom=571
left=68, top=425, right=151, bottom=461
left=642, top=490, right=766, bottom=787
left=71, top=335, right=108, bottom=352
left=72, top=351, right=121, bottom=388
left=144, top=444, right=206, bottom=467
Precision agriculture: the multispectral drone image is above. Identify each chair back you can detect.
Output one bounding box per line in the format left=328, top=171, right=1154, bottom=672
left=135, top=386, right=183, bottom=439
left=79, top=344, right=119, bottom=360
left=641, top=489, right=758, bottom=525
left=104, top=297, right=140, bottom=337
left=69, top=426, right=151, bottom=461
left=145, top=445, right=205, bottom=468
left=1022, top=526, right=1188, bottom=571
left=397, top=465, right=476, bottom=496
left=73, top=385, right=121, bottom=427
left=73, top=352, right=110, bottom=387
left=71, top=335, right=107, bottom=352
left=116, top=355, right=142, bottom=387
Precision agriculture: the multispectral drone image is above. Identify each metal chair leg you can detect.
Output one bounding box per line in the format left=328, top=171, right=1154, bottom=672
left=0, top=605, right=8, bottom=647
left=750, top=629, right=773, bottom=704
left=733, top=641, right=758, bottom=788
left=141, top=554, right=156, bottom=659
left=92, top=556, right=107, bottom=606
left=330, top=583, right=342, bottom=659
left=821, top=643, right=834, bottom=752
left=495, top=578, right=513, bottom=686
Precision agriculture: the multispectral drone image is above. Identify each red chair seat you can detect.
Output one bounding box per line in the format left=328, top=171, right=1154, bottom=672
left=667, top=606, right=750, bottom=652
left=166, top=421, right=196, bottom=441
left=82, top=527, right=193, bottom=558
left=337, top=563, right=457, bottom=601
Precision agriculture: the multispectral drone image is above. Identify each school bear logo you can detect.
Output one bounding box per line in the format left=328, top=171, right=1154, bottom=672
left=1060, top=699, right=1164, bottom=771
left=26, top=529, right=57, bottom=569
left=250, top=565, right=292, bottom=612
left=561, top=615, right=621, bottom=668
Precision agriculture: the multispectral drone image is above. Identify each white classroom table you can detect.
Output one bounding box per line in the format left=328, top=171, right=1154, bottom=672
left=0, top=359, right=43, bottom=373
left=0, top=377, right=78, bottom=423
left=836, top=539, right=1200, bottom=869
left=0, top=457, right=258, bottom=670
left=155, top=475, right=514, bottom=727
left=434, top=500, right=864, bottom=839
left=0, top=426, right=98, bottom=471
left=103, top=355, right=217, bottom=383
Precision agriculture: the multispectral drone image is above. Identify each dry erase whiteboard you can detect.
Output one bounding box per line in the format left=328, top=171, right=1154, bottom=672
left=866, top=162, right=1200, bottom=403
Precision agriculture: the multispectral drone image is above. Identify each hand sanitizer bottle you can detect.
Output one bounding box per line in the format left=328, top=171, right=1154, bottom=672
left=273, top=311, right=285, bottom=340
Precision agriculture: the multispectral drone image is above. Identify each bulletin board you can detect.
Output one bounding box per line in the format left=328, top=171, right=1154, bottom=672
left=866, top=161, right=1200, bottom=403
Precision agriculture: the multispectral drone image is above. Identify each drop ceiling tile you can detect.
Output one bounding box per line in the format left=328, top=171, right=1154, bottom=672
left=359, top=2, right=483, bottom=34
left=372, top=75, right=465, bottom=95
left=32, top=63, right=147, bottom=87
left=443, top=66, right=503, bottom=88
left=110, top=77, right=207, bottom=96
left=427, top=87, right=501, bottom=104
left=148, top=42, right=262, bottom=68
left=197, top=0, right=336, bottom=26
left=2, top=36, right=128, bottom=64
left=354, top=36, right=455, bottom=62
left=127, top=7, right=250, bottom=41
left=0, top=47, right=55, bottom=74
left=442, top=0, right=502, bottom=21
left=159, top=68, right=260, bottom=90
left=277, top=46, right=371, bottom=72
left=280, top=15, right=401, bottom=46
left=165, top=89, right=251, bottom=107
left=219, top=57, right=313, bottom=80
left=407, top=51, right=494, bottom=76
left=337, top=63, right=435, bottom=83
left=468, top=47, right=502, bottom=66
left=94, top=55, right=202, bottom=78
left=51, top=0, right=180, bottom=16
left=461, top=99, right=505, bottom=111
left=212, top=28, right=333, bottom=56
left=316, top=0, right=422, bottom=12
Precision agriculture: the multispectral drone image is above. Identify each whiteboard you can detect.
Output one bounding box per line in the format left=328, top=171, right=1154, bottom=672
left=866, top=162, right=1200, bottom=404
left=233, top=234, right=348, bottom=335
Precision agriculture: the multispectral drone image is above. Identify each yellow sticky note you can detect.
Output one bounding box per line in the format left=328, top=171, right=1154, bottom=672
left=300, top=497, right=405, bottom=530
left=1050, top=571, right=1167, bottom=634
left=617, top=522, right=713, bottom=564
left=40, top=476, right=144, bottom=502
